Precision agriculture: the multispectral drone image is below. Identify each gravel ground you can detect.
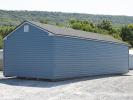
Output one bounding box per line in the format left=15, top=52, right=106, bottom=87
left=0, top=71, right=133, bottom=100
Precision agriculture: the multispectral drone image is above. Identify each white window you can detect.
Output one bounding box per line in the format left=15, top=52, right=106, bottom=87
left=24, top=25, right=29, bottom=32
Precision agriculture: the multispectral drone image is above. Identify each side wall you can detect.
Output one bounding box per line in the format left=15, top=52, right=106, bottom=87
left=129, top=54, right=133, bottom=69
left=53, top=36, right=129, bottom=79
left=4, top=23, right=54, bottom=79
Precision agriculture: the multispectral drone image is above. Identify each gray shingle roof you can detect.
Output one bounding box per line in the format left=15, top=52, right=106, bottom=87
left=27, top=21, right=127, bottom=45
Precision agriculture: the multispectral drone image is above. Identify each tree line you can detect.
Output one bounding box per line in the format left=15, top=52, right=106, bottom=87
left=1, top=10, right=133, bottom=26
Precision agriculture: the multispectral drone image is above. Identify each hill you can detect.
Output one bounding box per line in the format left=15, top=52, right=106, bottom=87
left=0, top=10, right=133, bottom=49
left=0, top=10, right=133, bottom=26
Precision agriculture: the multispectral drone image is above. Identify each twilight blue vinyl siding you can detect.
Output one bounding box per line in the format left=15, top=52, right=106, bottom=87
left=3, top=21, right=129, bottom=80
left=4, top=23, right=54, bottom=79
left=52, top=36, right=128, bottom=79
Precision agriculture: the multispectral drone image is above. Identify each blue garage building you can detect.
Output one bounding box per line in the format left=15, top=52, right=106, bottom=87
left=3, top=21, right=129, bottom=80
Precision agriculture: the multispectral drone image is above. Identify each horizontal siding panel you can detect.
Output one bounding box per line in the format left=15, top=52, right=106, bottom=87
left=4, top=24, right=54, bottom=79
left=53, top=36, right=128, bottom=79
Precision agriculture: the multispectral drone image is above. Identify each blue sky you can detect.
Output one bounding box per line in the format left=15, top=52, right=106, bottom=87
left=0, top=0, right=132, bottom=16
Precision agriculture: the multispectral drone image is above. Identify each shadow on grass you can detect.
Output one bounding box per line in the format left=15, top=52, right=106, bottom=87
left=0, top=73, right=131, bottom=88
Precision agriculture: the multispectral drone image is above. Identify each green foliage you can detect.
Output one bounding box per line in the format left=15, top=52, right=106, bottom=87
left=39, top=19, right=49, bottom=24
left=69, top=20, right=99, bottom=33
left=70, top=20, right=91, bottom=31
left=69, top=19, right=122, bottom=41
left=97, top=20, right=112, bottom=31
left=0, top=26, right=15, bottom=49
left=0, top=26, right=15, bottom=37
left=69, top=19, right=133, bottom=47
left=128, top=24, right=133, bottom=29
left=120, top=26, right=133, bottom=47
left=0, top=10, right=133, bottom=26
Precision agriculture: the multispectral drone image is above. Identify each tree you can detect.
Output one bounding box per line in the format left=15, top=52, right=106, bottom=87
left=120, top=26, right=133, bottom=47
left=39, top=20, right=48, bottom=24
left=69, top=19, right=122, bottom=41
left=69, top=20, right=97, bottom=32
left=97, top=20, right=112, bottom=31
left=0, top=26, right=15, bottom=38
left=0, top=26, right=15, bottom=49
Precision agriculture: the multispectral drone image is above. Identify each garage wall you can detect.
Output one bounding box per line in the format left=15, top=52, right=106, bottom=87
left=53, top=36, right=129, bottom=79
left=4, top=23, right=54, bottom=79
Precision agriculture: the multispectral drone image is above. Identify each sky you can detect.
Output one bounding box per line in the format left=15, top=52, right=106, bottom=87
left=0, top=0, right=132, bottom=16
